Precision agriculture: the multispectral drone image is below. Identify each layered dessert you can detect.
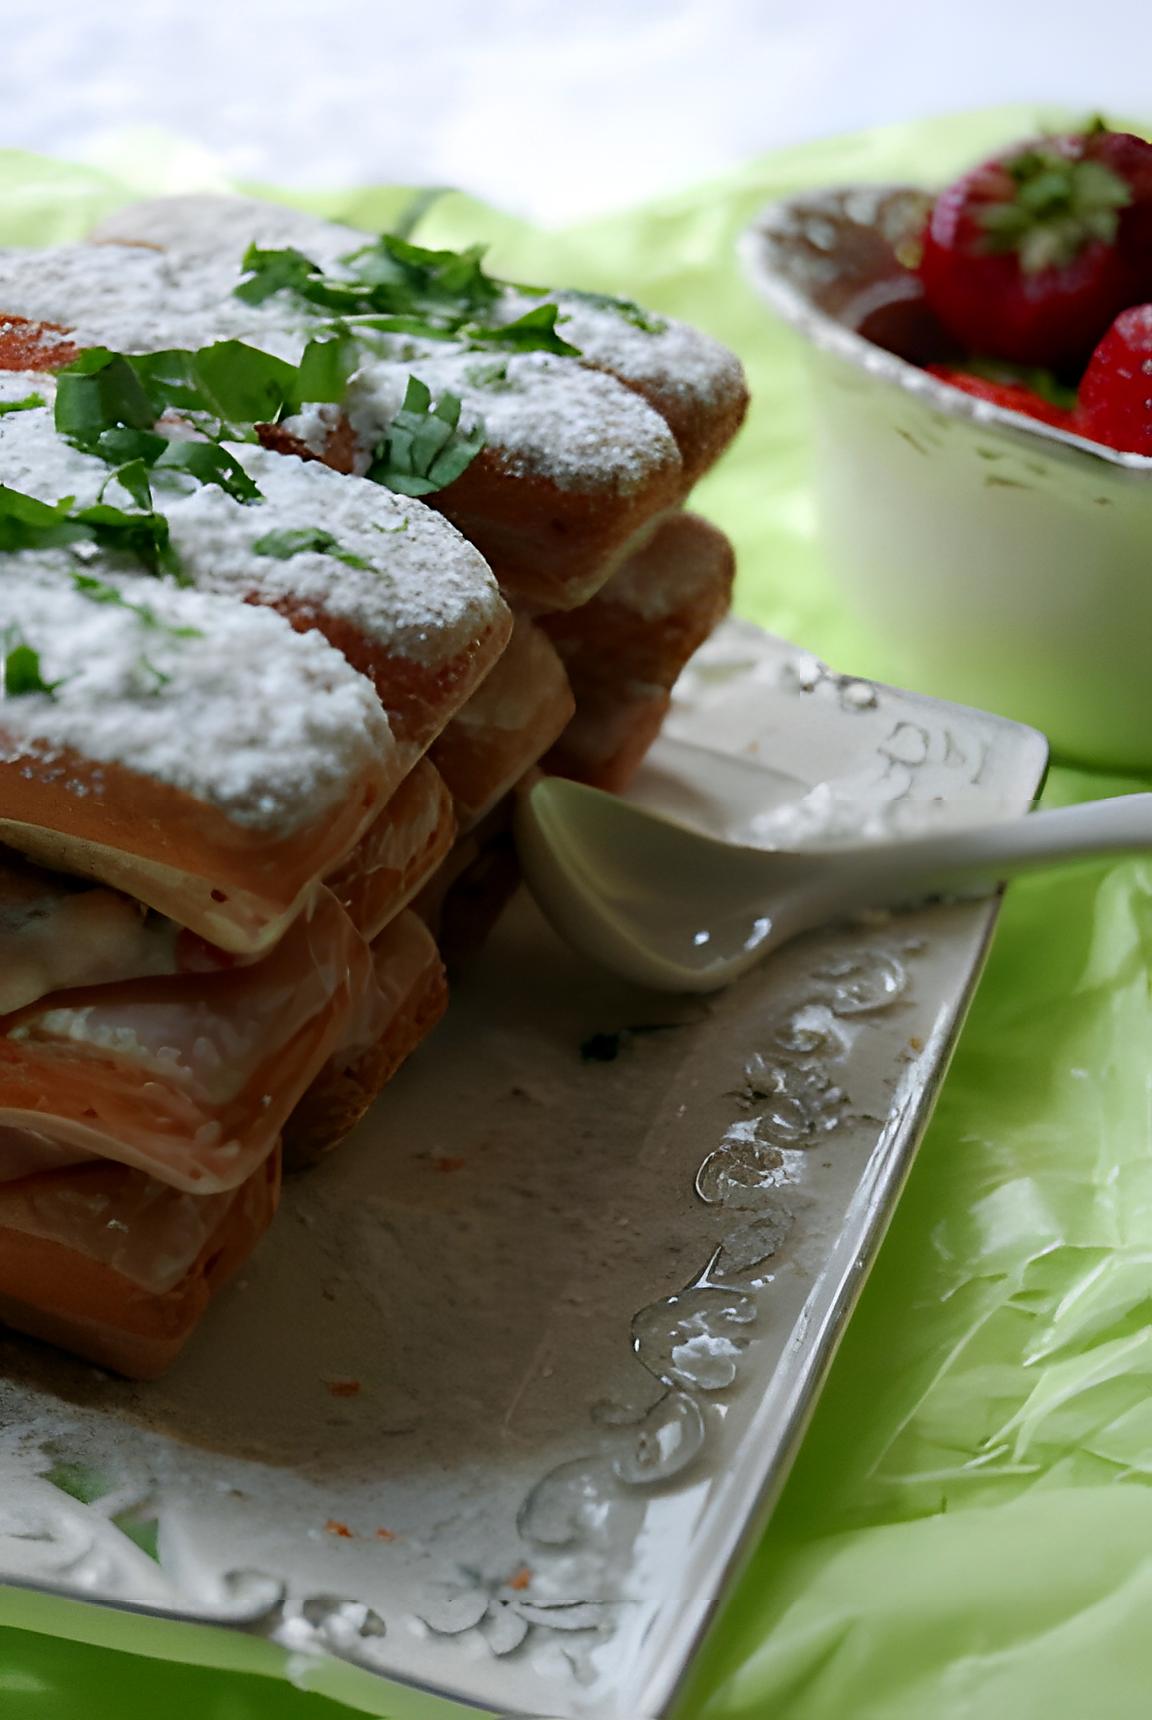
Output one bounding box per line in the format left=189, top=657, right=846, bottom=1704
left=0, top=199, right=747, bottom=1374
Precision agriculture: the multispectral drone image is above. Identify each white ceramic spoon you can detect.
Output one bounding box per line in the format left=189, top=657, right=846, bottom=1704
left=515, top=774, right=1152, bottom=993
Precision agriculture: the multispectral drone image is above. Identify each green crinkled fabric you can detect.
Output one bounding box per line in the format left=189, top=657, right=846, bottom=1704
left=2, top=103, right=1151, bottom=1719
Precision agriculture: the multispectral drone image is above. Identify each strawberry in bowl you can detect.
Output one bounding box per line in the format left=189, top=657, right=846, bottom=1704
left=742, top=122, right=1152, bottom=769
left=922, top=363, right=1077, bottom=431
left=918, top=125, right=1152, bottom=370
left=913, top=122, right=1152, bottom=449
left=1076, top=304, right=1152, bottom=454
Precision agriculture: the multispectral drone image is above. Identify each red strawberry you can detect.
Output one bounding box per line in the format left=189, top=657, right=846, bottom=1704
left=918, top=126, right=1152, bottom=369
left=1075, top=303, right=1152, bottom=454
left=925, top=364, right=1076, bottom=430
left=1086, top=128, right=1152, bottom=266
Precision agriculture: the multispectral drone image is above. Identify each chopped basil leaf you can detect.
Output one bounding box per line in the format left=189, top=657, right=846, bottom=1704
left=153, top=440, right=263, bottom=504
left=125, top=341, right=297, bottom=429
left=70, top=500, right=179, bottom=577
left=0, top=485, right=76, bottom=548
left=372, top=516, right=409, bottom=534
left=233, top=244, right=320, bottom=306
left=175, top=341, right=297, bottom=423
left=2, top=633, right=57, bottom=697
left=70, top=572, right=202, bottom=636
left=0, top=392, right=46, bottom=417
left=565, top=289, right=668, bottom=335
left=323, top=312, right=462, bottom=342
left=290, top=334, right=359, bottom=410
left=236, top=240, right=476, bottom=328
left=235, top=245, right=373, bottom=314
left=236, top=236, right=583, bottom=357
left=55, top=359, right=266, bottom=506
left=0, top=483, right=179, bottom=578
left=56, top=338, right=353, bottom=452
left=366, top=376, right=485, bottom=497
left=137, top=655, right=172, bottom=692
left=464, top=359, right=513, bottom=391
left=464, top=303, right=579, bottom=357
left=339, top=233, right=502, bottom=318
left=55, top=353, right=156, bottom=440
left=101, top=455, right=155, bottom=511
left=83, top=426, right=259, bottom=506
left=253, top=526, right=371, bottom=569
left=88, top=427, right=169, bottom=468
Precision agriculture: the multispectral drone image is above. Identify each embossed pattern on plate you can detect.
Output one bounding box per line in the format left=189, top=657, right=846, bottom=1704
left=0, top=620, right=1048, bottom=1719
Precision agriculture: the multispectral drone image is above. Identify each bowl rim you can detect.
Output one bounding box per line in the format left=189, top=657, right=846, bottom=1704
left=739, top=182, right=1152, bottom=476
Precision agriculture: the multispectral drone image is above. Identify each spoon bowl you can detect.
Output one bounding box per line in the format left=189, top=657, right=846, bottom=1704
left=516, top=771, right=1152, bottom=993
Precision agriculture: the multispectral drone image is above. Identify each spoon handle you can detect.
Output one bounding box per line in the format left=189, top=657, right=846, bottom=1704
left=829, top=793, right=1152, bottom=911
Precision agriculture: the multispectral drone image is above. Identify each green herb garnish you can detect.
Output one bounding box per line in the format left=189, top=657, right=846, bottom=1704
left=146, top=341, right=297, bottom=424
left=366, top=376, right=486, bottom=497
left=53, top=338, right=361, bottom=512
left=53, top=352, right=156, bottom=440
left=2, top=632, right=58, bottom=697
left=233, top=237, right=582, bottom=358
left=293, top=332, right=359, bottom=409
left=67, top=500, right=178, bottom=576
left=565, top=289, right=668, bottom=335
left=137, top=655, right=172, bottom=692
left=56, top=337, right=356, bottom=453
left=320, top=311, right=468, bottom=342
left=83, top=430, right=263, bottom=507
left=465, top=303, right=579, bottom=357
left=0, top=392, right=47, bottom=417
left=464, top=359, right=512, bottom=390
left=235, top=244, right=402, bottom=316
left=0, top=485, right=75, bottom=549
left=0, top=483, right=179, bottom=577
left=70, top=572, right=202, bottom=636
left=154, top=439, right=263, bottom=503
left=252, top=526, right=371, bottom=569
left=232, top=246, right=323, bottom=307
left=99, top=453, right=155, bottom=511
left=340, top=233, right=502, bottom=319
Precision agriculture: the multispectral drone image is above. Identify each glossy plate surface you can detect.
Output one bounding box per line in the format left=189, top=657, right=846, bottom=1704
left=0, top=619, right=1047, bottom=1719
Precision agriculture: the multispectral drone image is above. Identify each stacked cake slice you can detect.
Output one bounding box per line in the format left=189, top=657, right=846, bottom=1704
left=0, top=200, right=747, bottom=1375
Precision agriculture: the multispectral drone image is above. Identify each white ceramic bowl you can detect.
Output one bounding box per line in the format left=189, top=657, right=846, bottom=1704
left=741, top=185, right=1152, bottom=773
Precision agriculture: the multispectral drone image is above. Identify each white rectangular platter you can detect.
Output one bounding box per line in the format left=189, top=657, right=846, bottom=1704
left=0, top=619, right=1048, bottom=1719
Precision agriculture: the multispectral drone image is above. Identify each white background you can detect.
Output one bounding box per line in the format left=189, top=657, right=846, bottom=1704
left=3, top=0, right=1150, bottom=219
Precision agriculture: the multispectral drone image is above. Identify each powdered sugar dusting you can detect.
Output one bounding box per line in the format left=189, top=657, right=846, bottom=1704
left=0, top=376, right=506, bottom=669
left=0, top=568, right=390, bottom=829
left=0, top=380, right=391, bottom=831
left=169, top=448, right=506, bottom=664
left=0, top=190, right=747, bottom=506
left=90, top=193, right=363, bottom=273
left=89, top=195, right=745, bottom=421
left=512, top=289, right=747, bottom=417
left=346, top=347, right=680, bottom=494
left=0, top=371, right=146, bottom=502
left=0, top=244, right=310, bottom=363
left=86, top=198, right=701, bottom=491
left=0, top=239, right=681, bottom=494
